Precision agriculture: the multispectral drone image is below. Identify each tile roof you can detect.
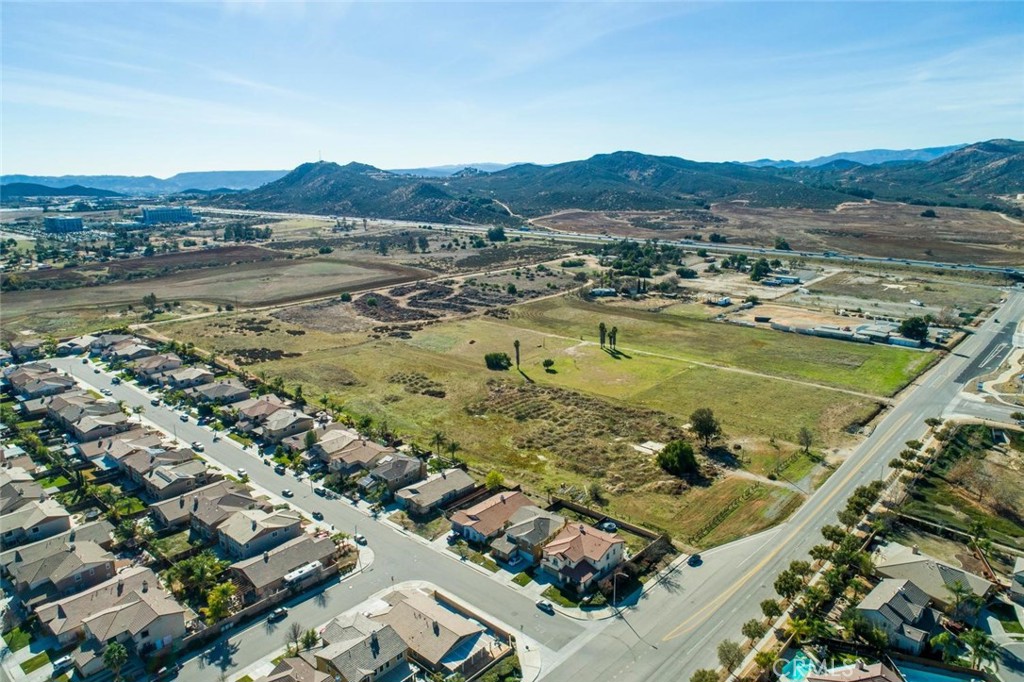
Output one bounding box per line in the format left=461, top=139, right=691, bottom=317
left=857, top=578, right=938, bottom=644
left=150, top=480, right=243, bottom=526
left=0, top=521, right=113, bottom=573
left=82, top=581, right=185, bottom=642
left=875, top=542, right=994, bottom=601
left=395, top=469, right=475, bottom=510
left=8, top=540, right=112, bottom=588
left=1, top=498, right=70, bottom=533
left=503, top=507, right=565, bottom=548
left=218, top=509, right=301, bottom=546
left=368, top=454, right=422, bottom=484
left=318, top=612, right=407, bottom=681
left=36, top=566, right=157, bottom=637
left=373, top=590, right=481, bottom=668
left=231, top=535, right=337, bottom=591
left=544, top=523, right=623, bottom=565
left=255, top=657, right=330, bottom=682
left=451, top=491, right=534, bottom=539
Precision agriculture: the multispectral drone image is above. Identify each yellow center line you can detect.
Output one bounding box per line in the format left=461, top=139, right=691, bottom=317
left=662, top=410, right=914, bottom=641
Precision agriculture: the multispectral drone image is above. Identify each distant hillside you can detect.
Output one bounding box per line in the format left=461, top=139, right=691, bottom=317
left=0, top=170, right=288, bottom=195
left=779, top=139, right=1024, bottom=209
left=745, top=144, right=966, bottom=168
left=388, top=162, right=520, bottom=177
left=0, top=183, right=122, bottom=199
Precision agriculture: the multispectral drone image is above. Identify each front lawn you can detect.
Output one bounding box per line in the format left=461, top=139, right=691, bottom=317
left=391, top=510, right=450, bottom=540
left=228, top=432, right=254, bottom=447
left=990, top=602, right=1024, bottom=634
left=21, top=651, right=50, bottom=674
left=512, top=572, right=533, bottom=587
left=542, top=585, right=583, bottom=608
left=2, top=626, right=33, bottom=652
left=37, top=474, right=71, bottom=488
left=448, top=545, right=500, bottom=572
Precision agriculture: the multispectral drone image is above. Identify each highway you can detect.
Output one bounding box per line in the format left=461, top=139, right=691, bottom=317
left=48, top=357, right=586, bottom=681
left=197, top=205, right=1024, bottom=278
left=540, top=291, right=1024, bottom=682
left=46, top=291, right=1023, bottom=681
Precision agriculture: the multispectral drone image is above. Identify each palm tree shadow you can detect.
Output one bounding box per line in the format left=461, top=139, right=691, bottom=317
left=518, top=369, right=534, bottom=383
left=602, top=348, right=631, bottom=360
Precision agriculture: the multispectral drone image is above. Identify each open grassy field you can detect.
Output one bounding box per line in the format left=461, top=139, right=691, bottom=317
left=162, top=288, right=934, bottom=544
left=498, top=296, right=933, bottom=396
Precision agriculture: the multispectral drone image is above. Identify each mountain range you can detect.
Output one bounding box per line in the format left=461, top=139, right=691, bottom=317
left=217, top=139, right=1022, bottom=224
left=0, top=170, right=289, bottom=196
left=0, top=183, right=122, bottom=199
left=744, top=144, right=967, bottom=168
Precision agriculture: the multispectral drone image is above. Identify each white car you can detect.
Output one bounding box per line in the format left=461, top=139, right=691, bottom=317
left=191, top=441, right=205, bottom=452
left=236, top=468, right=247, bottom=478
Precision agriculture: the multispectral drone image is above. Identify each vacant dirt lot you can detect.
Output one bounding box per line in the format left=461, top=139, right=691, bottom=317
left=534, top=202, right=1024, bottom=265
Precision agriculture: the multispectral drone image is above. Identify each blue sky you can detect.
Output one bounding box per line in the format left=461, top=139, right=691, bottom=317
left=2, top=1, right=1021, bottom=176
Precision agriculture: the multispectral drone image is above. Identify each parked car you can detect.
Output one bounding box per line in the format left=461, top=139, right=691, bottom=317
left=312, top=511, right=324, bottom=521
left=81, top=358, right=89, bottom=364
left=153, top=663, right=181, bottom=680
left=111, top=377, right=121, bottom=385
left=269, top=607, right=288, bottom=621
left=93, top=368, right=100, bottom=373
left=52, top=655, right=74, bottom=671
left=599, top=521, right=617, bottom=533
left=313, top=486, right=326, bottom=496
left=446, top=532, right=459, bottom=545
left=282, top=489, right=293, bottom=497
left=101, top=388, right=113, bottom=396
left=535, top=600, right=554, bottom=614
left=236, top=468, right=247, bottom=478
left=274, top=464, right=286, bottom=475
left=687, top=553, right=703, bottom=567
left=151, top=398, right=161, bottom=406
left=354, top=533, right=367, bottom=545
left=179, top=414, right=188, bottom=422
left=191, top=441, right=204, bottom=452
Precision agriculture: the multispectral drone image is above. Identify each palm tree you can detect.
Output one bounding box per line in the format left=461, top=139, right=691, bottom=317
left=930, top=631, right=961, bottom=663
left=962, top=629, right=1000, bottom=671
left=103, top=641, right=129, bottom=682
left=610, top=326, right=618, bottom=350
left=446, top=441, right=461, bottom=463
left=513, top=339, right=520, bottom=369
left=945, top=580, right=976, bottom=621
left=598, top=322, right=607, bottom=348
left=430, top=432, right=446, bottom=455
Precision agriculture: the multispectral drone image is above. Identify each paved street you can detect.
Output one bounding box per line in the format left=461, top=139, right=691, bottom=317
left=541, top=291, right=1024, bottom=682
left=48, top=358, right=586, bottom=682
left=46, top=290, right=1023, bottom=682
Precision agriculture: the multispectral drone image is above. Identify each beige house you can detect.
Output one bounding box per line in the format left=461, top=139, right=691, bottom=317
left=395, top=469, right=476, bottom=516
left=874, top=542, right=994, bottom=609
left=258, top=409, right=315, bottom=444
left=1, top=498, right=72, bottom=549
left=7, top=540, right=114, bottom=606
left=217, top=509, right=302, bottom=559
left=313, top=612, right=410, bottom=682
left=229, top=535, right=339, bottom=603
left=131, top=353, right=182, bottom=381
left=451, top=491, right=534, bottom=544
left=541, top=523, right=625, bottom=593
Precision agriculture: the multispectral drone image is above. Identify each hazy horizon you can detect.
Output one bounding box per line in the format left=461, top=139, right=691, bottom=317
left=3, top=2, right=1021, bottom=176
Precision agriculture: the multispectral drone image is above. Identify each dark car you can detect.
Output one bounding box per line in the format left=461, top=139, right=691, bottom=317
left=687, top=554, right=703, bottom=567
left=269, top=607, right=288, bottom=622
left=312, top=511, right=324, bottom=521
left=274, top=464, right=286, bottom=475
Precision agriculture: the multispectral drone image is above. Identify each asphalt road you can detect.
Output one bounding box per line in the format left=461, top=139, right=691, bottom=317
left=197, top=206, right=1024, bottom=278
left=541, top=291, right=1024, bottom=682
left=47, top=291, right=1023, bottom=681
left=49, top=357, right=585, bottom=681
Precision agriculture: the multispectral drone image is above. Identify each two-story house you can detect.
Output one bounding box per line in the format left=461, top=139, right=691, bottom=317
left=541, top=523, right=625, bottom=594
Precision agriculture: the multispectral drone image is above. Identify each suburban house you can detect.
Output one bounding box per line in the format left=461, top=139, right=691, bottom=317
left=229, top=534, right=340, bottom=603
left=56, top=335, right=97, bottom=356
left=157, top=366, right=215, bottom=389
left=874, top=542, right=995, bottom=609
left=254, top=658, right=331, bottom=682
left=70, top=575, right=189, bottom=677
left=217, top=508, right=303, bottom=559
left=7, top=540, right=115, bottom=607
left=0, top=521, right=114, bottom=579
left=120, top=446, right=196, bottom=485
left=35, top=566, right=159, bottom=646
left=4, top=363, right=75, bottom=398
left=856, top=579, right=940, bottom=655
left=395, top=469, right=476, bottom=517
left=149, top=480, right=261, bottom=530
left=540, top=523, right=625, bottom=594
left=89, top=334, right=134, bottom=355
left=358, top=454, right=426, bottom=497
left=372, top=589, right=499, bottom=679
left=1, top=467, right=44, bottom=514
left=130, top=353, right=182, bottom=381
left=312, top=612, right=410, bottom=682
left=450, top=491, right=535, bottom=545
left=312, top=430, right=394, bottom=477
left=257, top=409, right=315, bottom=444
left=234, top=394, right=292, bottom=433
left=807, top=662, right=905, bottom=682
left=490, top=507, right=566, bottom=565
left=1, top=498, right=72, bottom=548
left=10, top=338, right=44, bottom=362
left=188, top=379, right=251, bottom=405
left=71, top=411, right=131, bottom=442
left=142, top=460, right=214, bottom=500
left=102, top=338, right=155, bottom=362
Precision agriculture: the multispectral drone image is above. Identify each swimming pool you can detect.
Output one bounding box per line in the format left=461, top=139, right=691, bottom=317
left=896, top=661, right=984, bottom=682
left=781, top=651, right=817, bottom=682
